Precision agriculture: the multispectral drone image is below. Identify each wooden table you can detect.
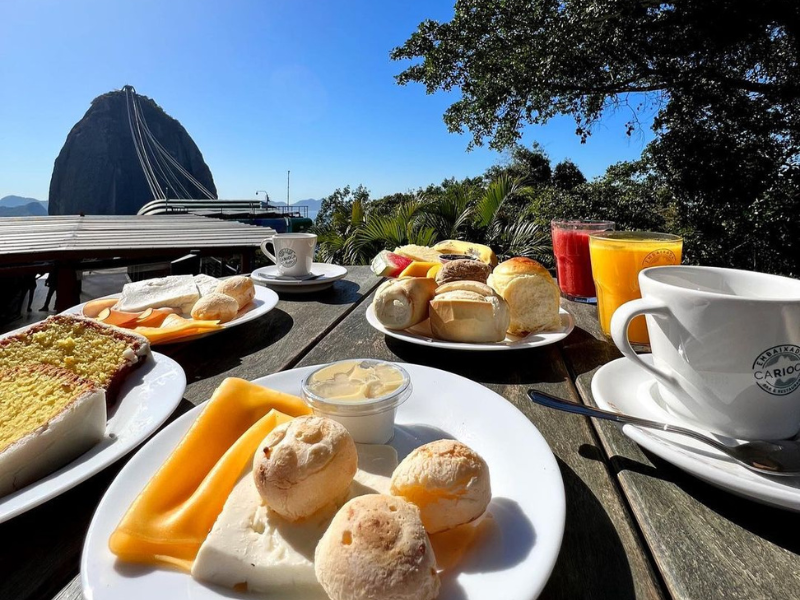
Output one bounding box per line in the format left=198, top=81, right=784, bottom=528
left=2, top=266, right=798, bottom=600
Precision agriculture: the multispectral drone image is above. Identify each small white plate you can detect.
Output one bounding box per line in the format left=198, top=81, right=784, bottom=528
left=592, top=355, right=800, bottom=511
left=82, top=363, right=565, bottom=600
left=251, top=263, right=347, bottom=293
left=367, top=305, right=575, bottom=351
left=64, top=285, right=279, bottom=344
left=0, top=352, right=186, bottom=523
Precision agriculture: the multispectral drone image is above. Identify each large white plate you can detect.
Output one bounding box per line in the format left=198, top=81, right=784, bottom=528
left=251, top=263, right=348, bottom=294
left=592, top=355, right=800, bottom=511
left=82, top=363, right=566, bottom=600
left=0, top=351, right=186, bottom=523
left=64, top=284, right=279, bottom=344
left=367, top=304, right=575, bottom=351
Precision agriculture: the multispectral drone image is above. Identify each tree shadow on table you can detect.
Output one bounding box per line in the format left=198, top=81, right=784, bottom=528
left=540, top=457, right=639, bottom=600
left=384, top=336, right=566, bottom=386
left=275, top=279, right=364, bottom=306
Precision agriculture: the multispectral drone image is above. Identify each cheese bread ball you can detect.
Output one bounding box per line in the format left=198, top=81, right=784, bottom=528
left=390, top=439, right=491, bottom=533
left=252, top=415, right=357, bottom=521
left=315, top=494, right=440, bottom=600
left=190, top=292, right=239, bottom=323
left=216, top=276, right=255, bottom=310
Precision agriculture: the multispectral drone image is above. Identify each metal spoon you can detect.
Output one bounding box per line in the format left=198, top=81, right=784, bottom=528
left=527, top=390, right=800, bottom=476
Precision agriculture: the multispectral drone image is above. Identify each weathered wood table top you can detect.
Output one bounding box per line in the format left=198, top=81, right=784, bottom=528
left=2, top=265, right=797, bottom=600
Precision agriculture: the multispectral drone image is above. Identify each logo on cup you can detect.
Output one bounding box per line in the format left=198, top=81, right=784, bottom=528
left=642, top=248, right=677, bottom=268
left=752, top=345, right=800, bottom=396
left=278, top=248, right=297, bottom=268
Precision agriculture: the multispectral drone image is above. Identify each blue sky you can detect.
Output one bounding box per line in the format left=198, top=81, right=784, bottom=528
left=0, top=0, right=655, bottom=203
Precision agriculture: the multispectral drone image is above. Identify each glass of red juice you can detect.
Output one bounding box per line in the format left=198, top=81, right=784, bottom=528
left=551, top=219, right=615, bottom=302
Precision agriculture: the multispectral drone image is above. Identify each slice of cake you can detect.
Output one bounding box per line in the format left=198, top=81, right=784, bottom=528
left=0, top=364, right=106, bottom=497
left=116, top=275, right=200, bottom=313
left=0, top=315, right=149, bottom=401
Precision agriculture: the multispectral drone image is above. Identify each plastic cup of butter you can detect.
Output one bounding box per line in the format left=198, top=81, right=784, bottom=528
left=300, top=359, right=412, bottom=444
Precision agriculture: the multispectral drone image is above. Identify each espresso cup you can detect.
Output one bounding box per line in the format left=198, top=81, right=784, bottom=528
left=610, top=266, right=800, bottom=440
left=260, top=233, right=317, bottom=277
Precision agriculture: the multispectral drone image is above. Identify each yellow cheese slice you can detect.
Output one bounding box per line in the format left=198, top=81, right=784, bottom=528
left=399, top=261, right=440, bottom=278
left=108, top=378, right=311, bottom=570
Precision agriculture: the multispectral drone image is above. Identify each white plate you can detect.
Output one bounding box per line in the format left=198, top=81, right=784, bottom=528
left=82, top=363, right=566, bottom=600
left=251, top=263, right=347, bottom=293
left=367, top=305, right=575, bottom=351
left=0, top=352, right=185, bottom=523
left=64, top=285, right=279, bottom=344
left=592, top=355, right=800, bottom=511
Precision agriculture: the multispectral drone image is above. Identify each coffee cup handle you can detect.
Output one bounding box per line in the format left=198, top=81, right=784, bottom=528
left=260, top=239, right=276, bottom=263
left=610, top=298, right=680, bottom=389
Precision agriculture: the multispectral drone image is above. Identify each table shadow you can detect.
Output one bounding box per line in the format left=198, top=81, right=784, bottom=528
left=541, top=457, right=638, bottom=599
left=384, top=336, right=566, bottom=386
left=276, top=279, right=363, bottom=306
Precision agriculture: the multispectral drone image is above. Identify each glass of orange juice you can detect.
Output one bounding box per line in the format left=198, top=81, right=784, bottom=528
left=588, top=231, right=683, bottom=344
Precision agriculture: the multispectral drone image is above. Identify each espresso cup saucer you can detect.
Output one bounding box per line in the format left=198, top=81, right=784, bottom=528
left=592, top=354, right=800, bottom=511
left=251, top=263, right=347, bottom=293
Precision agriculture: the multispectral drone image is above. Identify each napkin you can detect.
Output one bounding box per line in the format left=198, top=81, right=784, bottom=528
left=108, top=377, right=311, bottom=571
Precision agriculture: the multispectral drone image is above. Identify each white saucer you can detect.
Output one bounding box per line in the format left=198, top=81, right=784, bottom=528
left=251, top=263, right=347, bottom=293
left=592, top=355, right=800, bottom=511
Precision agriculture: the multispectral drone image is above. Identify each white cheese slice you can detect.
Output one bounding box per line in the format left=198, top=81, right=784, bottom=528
left=116, top=275, right=200, bottom=313
left=193, top=274, right=221, bottom=297
left=191, top=444, right=398, bottom=595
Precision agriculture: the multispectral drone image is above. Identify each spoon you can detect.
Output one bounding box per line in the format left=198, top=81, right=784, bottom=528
left=527, top=389, right=800, bottom=476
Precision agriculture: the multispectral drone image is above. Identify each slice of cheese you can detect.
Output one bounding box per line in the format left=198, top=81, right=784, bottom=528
left=116, top=275, right=200, bottom=313
left=191, top=444, right=398, bottom=594
left=108, top=378, right=311, bottom=570
left=193, top=274, right=221, bottom=297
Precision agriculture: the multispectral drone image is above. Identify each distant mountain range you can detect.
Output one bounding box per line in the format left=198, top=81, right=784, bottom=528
left=277, top=198, right=321, bottom=220
left=0, top=195, right=48, bottom=217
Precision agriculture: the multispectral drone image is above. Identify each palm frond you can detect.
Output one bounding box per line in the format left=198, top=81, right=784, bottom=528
left=474, top=175, right=521, bottom=228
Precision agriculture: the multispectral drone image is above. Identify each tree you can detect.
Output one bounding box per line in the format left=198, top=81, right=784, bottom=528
left=483, top=143, right=552, bottom=185
left=551, top=160, right=586, bottom=190
left=393, top=0, right=800, bottom=275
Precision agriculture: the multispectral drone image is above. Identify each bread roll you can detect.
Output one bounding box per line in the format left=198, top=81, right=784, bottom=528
left=429, top=281, right=510, bottom=343
left=216, top=276, right=255, bottom=310
left=252, top=415, right=357, bottom=521
left=487, top=257, right=561, bottom=334
left=391, top=439, right=491, bottom=533
left=190, top=292, right=239, bottom=323
left=315, top=494, right=440, bottom=600
left=434, top=259, right=491, bottom=285
left=372, top=277, right=437, bottom=330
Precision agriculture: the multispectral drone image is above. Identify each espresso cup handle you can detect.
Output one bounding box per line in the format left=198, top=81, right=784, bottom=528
left=260, top=238, right=276, bottom=263
left=610, top=298, right=680, bottom=388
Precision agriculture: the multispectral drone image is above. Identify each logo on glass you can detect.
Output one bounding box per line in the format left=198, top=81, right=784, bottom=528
left=278, top=248, right=298, bottom=268
left=642, top=248, right=677, bottom=268
left=753, top=345, right=800, bottom=396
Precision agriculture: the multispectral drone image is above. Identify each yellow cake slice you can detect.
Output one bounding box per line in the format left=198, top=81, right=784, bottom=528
left=0, top=363, right=106, bottom=497
left=0, top=314, right=149, bottom=401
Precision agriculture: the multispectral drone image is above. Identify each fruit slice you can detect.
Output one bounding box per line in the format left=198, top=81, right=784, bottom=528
left=82, top=298, right=120, bottom=318
left=433, top=240, right=497, bottom=266
left=370, top=250, right=413, bottom=278
left=393, top=244, right=443, bottom=263
left=398, top=261, right=440, bottom=278
left=426, top=263, right=443, bottom=279
left=96, top=308, right=142, bottom=327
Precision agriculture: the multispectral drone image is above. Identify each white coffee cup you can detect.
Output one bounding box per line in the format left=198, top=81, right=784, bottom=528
left=260, top=233, right=317, bottom=277
left=610, top=266, right=800, bottom=440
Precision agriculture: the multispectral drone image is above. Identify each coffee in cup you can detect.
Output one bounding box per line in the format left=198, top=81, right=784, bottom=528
left=610, top=265, right=800, bottom=440
left=260, top=233, right=317, bottom=277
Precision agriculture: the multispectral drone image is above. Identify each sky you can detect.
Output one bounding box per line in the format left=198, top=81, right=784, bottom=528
left=0, top=0, right=656, bottom=204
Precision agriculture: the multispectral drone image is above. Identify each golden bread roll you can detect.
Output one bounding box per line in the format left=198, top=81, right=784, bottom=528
left=315, top=494, right=440, bottom=600
left=487, top=257, right=561, bottom=334
left=434, top=259, right=492, bottom=285
left=215, top=276, right=255, bottom=310
left=252, top=415, right=357, bottom=521
left=390, top=439, right=491, bottom=533
left=429, top=281, right=510, bottom=343
left=372, top=277, right=437, bottom=330
left=190, top=292, right=239, bottom=323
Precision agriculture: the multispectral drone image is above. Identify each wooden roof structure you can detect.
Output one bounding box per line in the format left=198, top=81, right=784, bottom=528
left=0, top=215, right=275, bottom=265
